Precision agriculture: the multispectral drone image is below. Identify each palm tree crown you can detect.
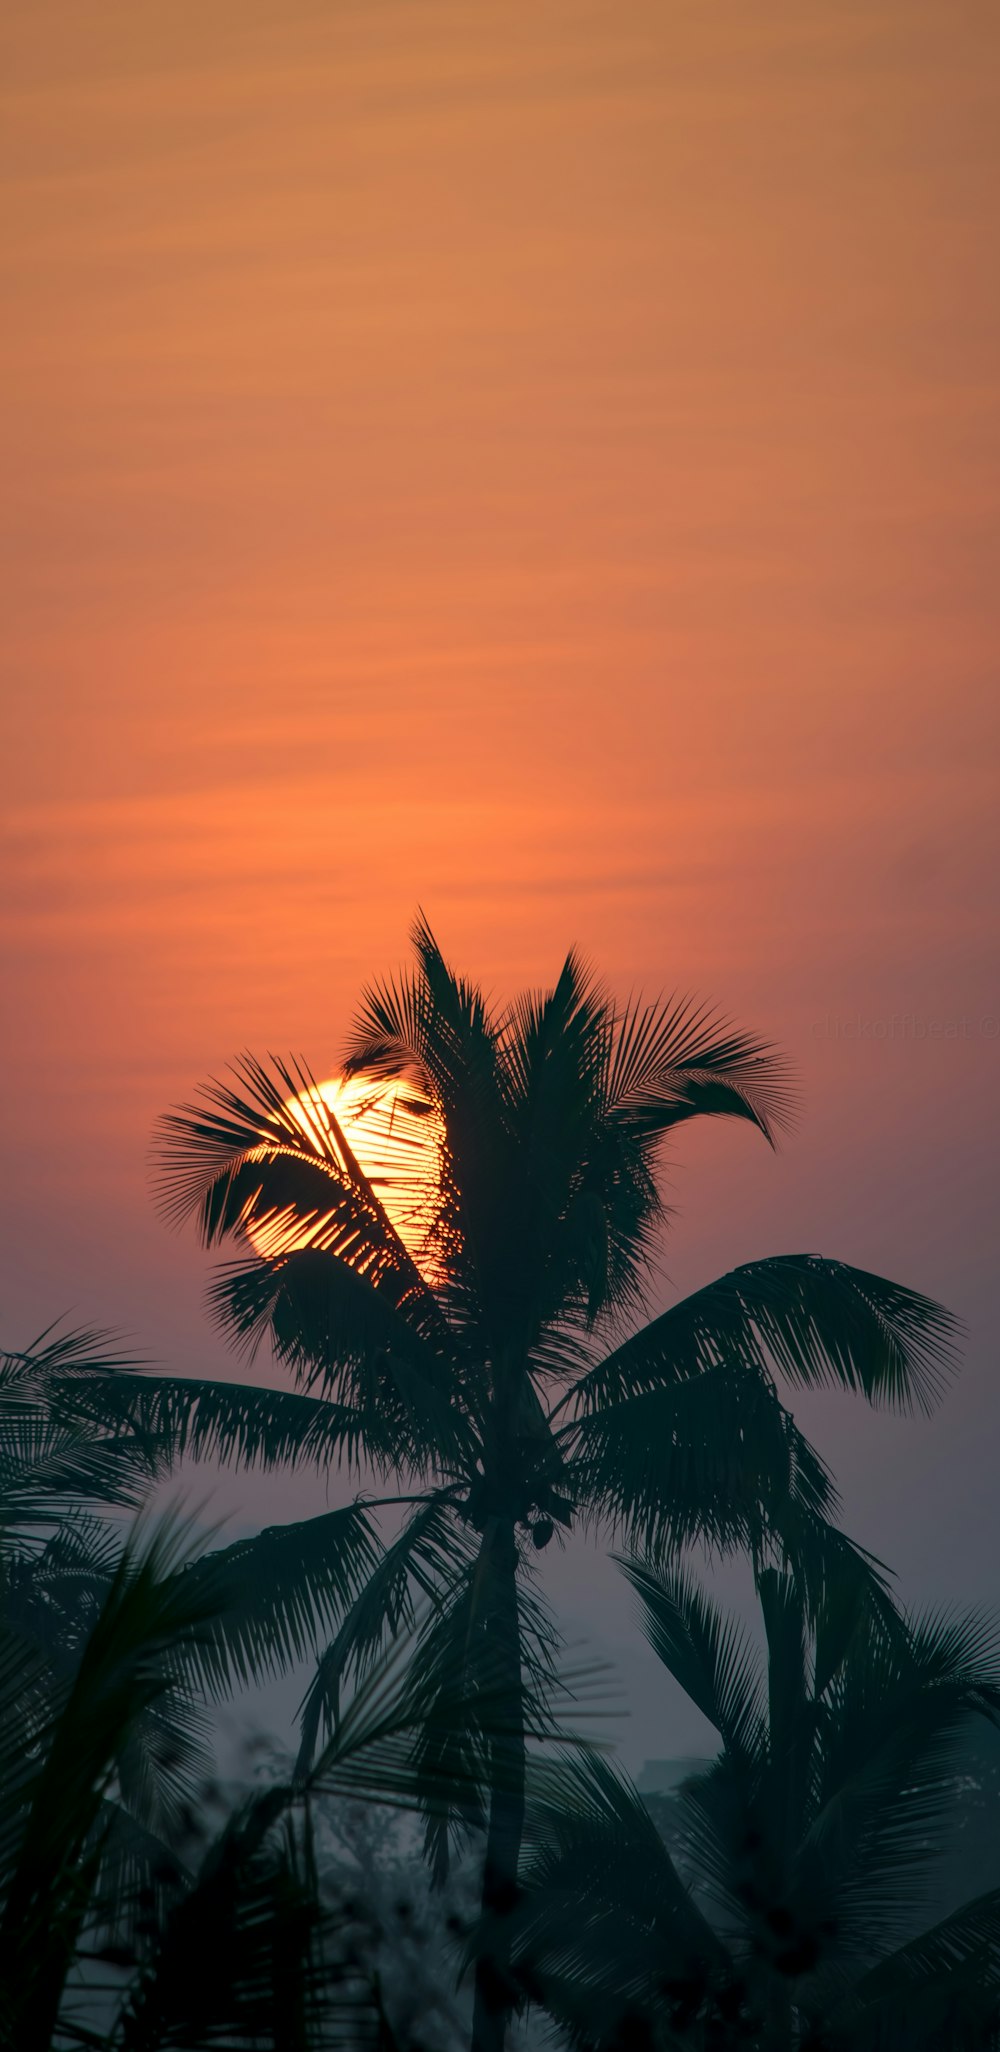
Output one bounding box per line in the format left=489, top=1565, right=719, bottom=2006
left=84, top=919, right=959, bottom=2052
left=514, top=1558, right=1000, bottom=2050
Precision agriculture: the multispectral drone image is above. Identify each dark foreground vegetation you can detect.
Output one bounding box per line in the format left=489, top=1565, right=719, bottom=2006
left=4, top=923, right=999, bottom=2048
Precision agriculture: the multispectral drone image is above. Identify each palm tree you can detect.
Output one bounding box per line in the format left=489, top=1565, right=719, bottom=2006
left=0, top=1504, right=511, bottom=2050
left=0, top=1327, right=166, bottom=1544
left=0, top=1330, right=406, bottom=1940
left=512, top=1559, right=1000, bottom=2049
left=80, top=919, right=958, bottom=2052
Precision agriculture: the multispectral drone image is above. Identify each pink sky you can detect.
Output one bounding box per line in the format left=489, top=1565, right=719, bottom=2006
left=3, top=0, right=998, bottom=1755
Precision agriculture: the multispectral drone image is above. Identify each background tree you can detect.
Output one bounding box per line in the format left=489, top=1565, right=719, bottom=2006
left=512, top=1557, right=1000, bottom=2050
left=0, top=1327, right=166, bottom=1544
left=81, top=919, right=959, bottom=2052
left=0, top=1497, right=528, bottom=2051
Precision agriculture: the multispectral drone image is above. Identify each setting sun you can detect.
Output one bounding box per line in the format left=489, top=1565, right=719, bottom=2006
left=245, top=1073, right=445, bottom=1272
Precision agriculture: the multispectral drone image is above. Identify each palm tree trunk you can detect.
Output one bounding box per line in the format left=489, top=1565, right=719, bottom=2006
left=471, top=1517, right=525, bottom=2052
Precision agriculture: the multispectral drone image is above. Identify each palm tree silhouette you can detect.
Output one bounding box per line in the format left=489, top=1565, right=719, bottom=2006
left=97, top=919, right=957, bottom=2052
left=514, top=1558, right=1000, bottom=2049
left=0, top=1504, right=505, bottom=2050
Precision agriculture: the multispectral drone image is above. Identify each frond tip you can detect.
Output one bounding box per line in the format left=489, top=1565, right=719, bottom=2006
left=607, top=990, right=800, bottom=1146
left=150, top=1052, right=354, bottom=1240
left=571, top=1255, right=962, bottom=1419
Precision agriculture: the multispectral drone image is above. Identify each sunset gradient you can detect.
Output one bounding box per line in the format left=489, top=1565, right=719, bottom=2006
left=2, top=1, right=998, bottom=1749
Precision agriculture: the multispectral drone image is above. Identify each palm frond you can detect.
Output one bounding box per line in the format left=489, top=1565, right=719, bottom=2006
left=0, top=1629, right=52, bottom=1894
left=619, top=1556, right=764, bottom=1759
left=0, top=1416, right=150, bottom=1538
left=295, top=1492, right=470, bottom=1771
left=840, top=1884, right=1000, bottom=2048
left=1, top=1324, right=147, bottom=1382
left=758, top=1565, right=810, bottom=1760
left=112, top=1795, right=374, bottom=2051
left=1, top=1514, right=122, bottom=1668
left=907, top=1607, right=1000, bottom=1703
left=804, top=1607, right=1000, bottom=1948
left=0, top=1331, right=165, bottom=1538
left=0, top=1517, right=214, bottom=1916
left=345, top=917, right=517, bottom=1336
left=154, top=1048, right=457, bottom=1348
left=208, top=1251, right=472, bottom=1475
left=499, top=955, right=665, bottom=1328
left=606, top=991, right=798, bottom=1144
left=501, top=949, right=611, bottom=1180
left=81, top=1368, right=393, bottom=1480
left=0, top=1512, right=224, bottom=2044
left=511, top=1749, right=729, bottom=2041
left=111, top=1690, right=213, bottom=1848
left=568, top=1255, right=960, bottom=1418
left=566, top=1358, right=836, bottom=1559
left=153, top=1050, right=355, bottom=1237
left=171, top=1502, right=384, bottom=1700
left=399, top=1530, right=566, bottom=1879
left=350, top=913, right=499, bottom=1086
left=301, top=1575, right=598, bottom=1871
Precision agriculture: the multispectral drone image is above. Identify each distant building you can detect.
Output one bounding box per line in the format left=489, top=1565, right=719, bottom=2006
left=636, top=1756, right=712, bottom=1796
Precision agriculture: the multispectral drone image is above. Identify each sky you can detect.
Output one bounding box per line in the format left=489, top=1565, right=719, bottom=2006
left=2, top=0, right=999, bottom=1763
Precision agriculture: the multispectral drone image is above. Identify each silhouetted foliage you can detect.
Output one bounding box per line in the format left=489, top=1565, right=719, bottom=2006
left=511, top=1557, right=1000, bottom=2049
left=0, top=1494, right=540, bottom=2049
left=10, top=925, right=965, bottom=2052
left=62, top=918, right=960, bottom=2052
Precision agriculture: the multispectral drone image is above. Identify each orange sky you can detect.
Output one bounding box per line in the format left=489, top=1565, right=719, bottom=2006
left=2, top=0, right=999, bottom=1747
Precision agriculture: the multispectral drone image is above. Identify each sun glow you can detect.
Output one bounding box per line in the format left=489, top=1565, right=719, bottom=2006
left=245, top=1073, right=445, bottom=1275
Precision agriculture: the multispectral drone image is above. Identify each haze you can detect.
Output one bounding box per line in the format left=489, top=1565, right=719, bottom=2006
left=2, top=1, right=998, bottom=1758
